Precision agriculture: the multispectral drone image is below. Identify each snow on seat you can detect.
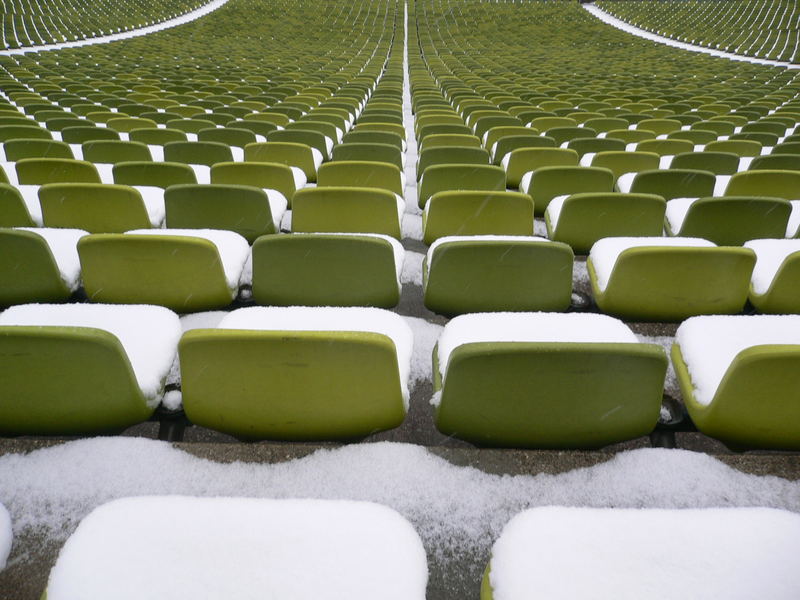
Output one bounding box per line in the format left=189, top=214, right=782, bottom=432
left=251, top=232, right=404, bottom=308
left=673, top=315, right=800, bottom=449
left=433, top=312, right=666, bottom=448
left=588, top=237, right=755, bottom=321
left=744, top=239, right=800, bottom=314
left=78, top=229, right=249, bottom=312
left=0, top=228, right=87, bottom=305
left=44, top=497, right=428, bottom=600
left=179, top=306, right=412, bottom=440
left=665, top=197, right=791, bottom=245
left=424, top=236, right=573, bottom=315
left=0, top=303, right=180, bottom=434
left=483, top=506, right=800, bottom=600
left=15, top=185, right=43, bottom=225
left=786, top=201, right=800, bottom=237
left=545, top=192, right=666, bottom=254
left=0, top=503, right=9, bottom=571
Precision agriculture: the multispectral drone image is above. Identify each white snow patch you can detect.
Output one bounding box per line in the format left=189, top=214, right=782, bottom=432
left=131, top=186, right=166, bottom=227
left=664, top=197, right=697, bottom=234
left=402, top=251, right=425, bottom=286
left=489, top=506, right=800, bottom=600
left=0, top=304, right=180, bottom=405
left=402, top=213, right=423, bottom=241
left=0, top=502, right=10, bottom=570
left=675, top=315, right=800, bottom=406
left=45, top=497, right=427, bottom=600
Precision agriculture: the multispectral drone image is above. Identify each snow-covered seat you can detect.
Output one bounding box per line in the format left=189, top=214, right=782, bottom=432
left=422, top=190, right=534, bottom=245
left=664, top=196, right=791, bottom=245
left=0, top=183, right=40, bottom=226
left=78, top=229, right=249, bottom=312
left=251, top=233, right=404, bottom=308
left=210, top=161, right=296, bottom=209
left=291, top=186, right=404, bottom=239
left=43, top=498, right=427, bottom=600
left=424, top=236, right=573, bottom=315
left=433, top=312, right=666, bottom=448
left=482, top=506, right=800, bottom=600
left=588, top=237, right=755, bottom=321
left=179, top=306, right=412, bottom=440
left=519, top=165, right=614, bottom=216
left=744, top=239, right=800, bottom=314
left=164, top=183, right=285, bottom=243
left=0, top=227, right=87, bottom=305
left=673, top=315, right=800, bottom=449
left=39, top=183, right=163, bottom=232
left=546, top=192, right=665, bottom=254
left=0, top=303, right=179, bottom=435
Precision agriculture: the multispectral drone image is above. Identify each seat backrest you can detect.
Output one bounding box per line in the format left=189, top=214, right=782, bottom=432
left=197, top=127, right=256, bottom=148
left=0, top=184, right=34, bottom=227
left=211, top=161, right=296, bottom=201
left=61, top=126, right=121, bottom=144
left=113, top=161, right=197, bottom=188
left=164, top=141, right=234, bottom=166
left=39, top=183, right=151, bottom=233
left=82, top=140, right=152, bottom=164
left=670, top=151, right=739, bottom=175
left=291, top=186, right=402, bottom=239
left=417, top=146, right=490, bottom=180
left=418, top=164, right=506, bottom=208
left=4, top=139, right=73, bottom=160
left=16, top=158, right=101, bottom=184
left=317, top=160, right=403, bottom=196
left=0, top=229, right=70, bottom=305
left=629, top=169, right=716, bottom=200
left=724, top=170, right=800, bottom=199
left=333, top=142, right=403, bottom=170
left=505, top=147, right=578, bottom=188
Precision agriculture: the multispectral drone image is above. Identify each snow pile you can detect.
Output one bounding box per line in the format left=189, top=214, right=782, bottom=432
left=402, top=316, right=444, bottom=387
left=0, top=502, right=10, bottom=570
left=489, top=506, right=800, bottom=600
left=0, top=304, right=181, bottom=405
left=126, top=228, right=250, bottom=291
left=437, top=313, right=640, bottom=378
left=45, top=497, right=427, bottom=600
left=664, top=198, right=698, bottom=233
left=16, top=227, right=88, bottom=291
left=675, top=315, right=800, bottom=406
left=401, top=251, right=425, bottom=286
left=130, top=186, right=166, bottom=227
left=2, top=440, right=799, bottom=572
left=590, top=237, right=715, bottom=292
left=218, top=307, right=413, bottom=402
left=744, top=239, right=800, bottom=295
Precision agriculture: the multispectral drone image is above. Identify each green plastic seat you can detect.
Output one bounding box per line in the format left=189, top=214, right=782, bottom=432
left=0, top=184, right=36, bottom=226
left=636, top=139, right=694, bottom=157
left=502, top=147, right=578, bottom=190
left=165, top=119, right=217, bottom=135
left=245, top=141, right=319, bottom=183
left=669, top=151, right=739, bottom=175
left=433, top=312, right=667, bottom=448
left=665, top=196, right=791, bottom=245
left=61, top=126, right=120, bottom=144
left=637, top=118, right=681, bottom=136
left=622, top=169, right=716, bottom=200
left=668, top=129, right=718, bottom=145
left=723, top=170, right=800, bottom=198
left=164, top=141, right=234, bottom=166
left=0, top=303, right=179, bottom=435
left=81, top=140, right=152, bottom=164
left=730, top=131, right=780, bottom=146
left=179, top=306, right=410, bottom=440
left=165, top=184, right=284, bottom=242
left=15, top=158, right=101, bottom=184
left=333, top=142, right=404, bottom=171
left=78, top=229, right=248, bottom=312
left=422, top=190, right=534, bottom=245
left=521, top=166, right=614, bottom=216
left=229, top=119, right=279, bottom=139
left=252, top=233, right=402, bottom=307
left=705, top=139, right=762, bottom=157
left=417, top=146, right=490, bottom=180
left=567, top=137, right=625, bottom=156
left=424, top=237, right=573, bottom=315
left=588, top=237, right=755, bottom=321
left=673, top=315, right=800, bottom=449
left=3, top=139, right=73, bottom=160
left=546, top=192, right=666, bottom=254
left=267, top=129, right=331, bottom=159
left=106, top=117, right=158, bottom=133
left=342, top=130, right=404, bottom=151
left=39, top=183, right=158, bottom=232
left=0, top=228, right=86, bottom=305
left=291, top=186, right=402, bottom=239
left=317, top=160, right=403, bottom=196
left=210, top=161, right=297, bottom=207
left=0, top=125, right=52, bottom=142
left=483, top=126, right=537, bottom=154
left=417, top=123, right=472, bottom=143
left=113, top=161, right=197, bottom=188
left=748, top=154, right=800, bottom=172
left=197, top=127, right=256, bottom=149
left=605, top=128, right=656, bottom=144
left=418, top=163, right=506, bottom=209
left=744, top=240, right=800, bottom=314
left=419, top=133, right=482, bottom=150
left=491, top=135, right=556, bottom=165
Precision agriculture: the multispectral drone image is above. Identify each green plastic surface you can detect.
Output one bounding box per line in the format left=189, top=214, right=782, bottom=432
left=418, top=164, right=506, bottom=208
left=523, top=166, right=614, bottom=216
left=0, top=228, right=71, bottom=305
left=317, top=160, right=403, bottom=195
left=505, top=147, right=578, bottom=189
left=180, top=329, right=406, bottom=440
left=292, top=186, right=401, bottom=238
left=423, top=239, right=573, bottom=314
left=673, top=343, right=800, bottom=450
left=434, top=341, right=666, bottom=448
left=39, top=183, right=151, bottom=233
left=78, top=234, right=234, bottom=311
left=252, top=234, right=399, bottom=307
left=629, top=169, right=716, bottom=201
left=113, top=161, right=197, bottom=188
left=0, top=184, right=35, bottom=226
left=589, top=246, right=755, bottom=321
left=723, top=170, right=800, bottom=198
left=749, top=252, right=800, bottom=314
left=16, top=158, right=101, bottom=184
left=211, top=161, right=296, bottom=205
left=0, top=326, right=152, bottom=435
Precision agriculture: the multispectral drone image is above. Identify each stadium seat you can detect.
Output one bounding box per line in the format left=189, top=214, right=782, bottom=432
left=673, top=315, right=800, bottom=449
left=745, top=239, right=800, bottom=314
left=291, top=187, right=403, bottom=239
left=619, top=169, right=716, bottom=199
left=433, top=313, right=666, bottom=447
left=503, top=147, right=577, bottom=189
left=179, top=306, right=412, bottom=440
left=317, top=160, right=404, bottom=196
left=521, top=166, right=614, bottom=216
